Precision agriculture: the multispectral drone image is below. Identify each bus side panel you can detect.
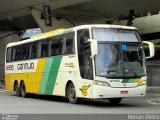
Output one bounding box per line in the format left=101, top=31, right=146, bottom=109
left=27, top=59, right=46, bottom=94
left=38, top=56, right=62, bottom=95
left=5, top=74, right=14, bottom=91
left=5, top=73, right=27, bottom=91
left=53, top=56, right=94, bottom=99
left=53, top=56, right=76, bottom=96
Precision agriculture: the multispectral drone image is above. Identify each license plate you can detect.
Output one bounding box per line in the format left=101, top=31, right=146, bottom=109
left=120, top=90, right=128, bottom=94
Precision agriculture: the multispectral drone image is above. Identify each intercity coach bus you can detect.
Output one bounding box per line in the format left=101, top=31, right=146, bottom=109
left=5, top=24, right=154, bottom=105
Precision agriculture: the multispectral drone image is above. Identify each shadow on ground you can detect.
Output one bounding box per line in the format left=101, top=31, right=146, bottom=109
left=10, top=92, right=142, bottom=108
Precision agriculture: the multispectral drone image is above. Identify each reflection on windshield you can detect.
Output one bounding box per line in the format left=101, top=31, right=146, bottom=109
left=96, top=44, right=123, bottom=77
left=122, top=44, right=145, bottom=77
left=95, top=43, right=145, bottom=78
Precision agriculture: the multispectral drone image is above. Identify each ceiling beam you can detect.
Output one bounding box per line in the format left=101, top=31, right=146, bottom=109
left=48, top=0, right=92, bottom=9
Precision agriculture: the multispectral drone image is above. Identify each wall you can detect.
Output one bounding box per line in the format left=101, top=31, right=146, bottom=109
left=147, top=65, right=160, bottom=86
left=0, top=31, right=19, bottom=86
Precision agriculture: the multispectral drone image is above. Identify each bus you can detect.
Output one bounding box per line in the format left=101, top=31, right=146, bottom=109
left=5, top=24, right=154, bottom=105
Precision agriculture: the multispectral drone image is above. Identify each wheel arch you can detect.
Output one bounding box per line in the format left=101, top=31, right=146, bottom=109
left=65, top=80, right=74, bottom=97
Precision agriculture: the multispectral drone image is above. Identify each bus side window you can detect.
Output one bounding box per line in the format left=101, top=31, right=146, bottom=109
left=8, top=44, right=29, bottom=62
left=6, top=48, right=11, bottom=62
left=64, top=33, right=75, bottom=54
left=29, top=42, right=38, bottom=59
left=21, top=44, right=29, bottom=60
left=61, top=32, right=75, bottom=55
left=50, top=37, right=61, bottom=56
left=15, top=46, right=21, bottom=61
left=41, top=40, right=49, bottom=57
left=11, top=47, right=16, bottom=61
left=61, top=38, right=66, bottom=55
left=50, top=42, right=59, bottom=56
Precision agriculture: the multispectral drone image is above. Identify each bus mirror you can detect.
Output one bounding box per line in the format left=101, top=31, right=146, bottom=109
left=88, top=39, right=98, bottom=58
left=143, top=41, right=154, bottom=59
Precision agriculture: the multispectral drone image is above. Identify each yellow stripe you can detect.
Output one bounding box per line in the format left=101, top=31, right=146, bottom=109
left=5, top=59, right=46, bottom=94
left=31, top=29, right=65, bottom=38
left=28, top=59, right=46, bottom=93
left=134, top=78, right=141, bottom=83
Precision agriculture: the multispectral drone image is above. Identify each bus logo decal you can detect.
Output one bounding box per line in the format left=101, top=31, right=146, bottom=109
left=80, top=85, right=90, bottom=96
left=65, top=62, right=74, bottom=68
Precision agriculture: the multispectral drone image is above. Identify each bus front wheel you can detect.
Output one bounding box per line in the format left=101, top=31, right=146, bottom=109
left=108, top=98, right=122, bottom=105
left=67, top=83, right=78, bottom=104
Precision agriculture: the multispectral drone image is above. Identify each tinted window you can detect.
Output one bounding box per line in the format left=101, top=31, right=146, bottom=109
left=29, top=42, right=39, bottom=59
left=21, top=44, right=29, bottom=60
left=62, top=32, right=75, bottom=54
left=50, top=32, right=75, bottom=56
left=7, top=32, right=75, bottom=62
left=41, top=41, right=49, bottom=57
left=11, top=47, right=16, bottom=61
left=50, top=36, right=62, bottom=56
left=6, top=48, right=11, bottom=62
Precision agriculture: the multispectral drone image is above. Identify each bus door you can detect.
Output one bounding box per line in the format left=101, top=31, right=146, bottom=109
left=77, top=29, right=93, bottom=98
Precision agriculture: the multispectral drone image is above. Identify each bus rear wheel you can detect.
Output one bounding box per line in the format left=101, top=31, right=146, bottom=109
left=108, top=98, right=122, bottom=105
left=14, top=82, right=21, bottom=97
left=20, top=82, right=27, bottom=98
left=67, top=83, right=78, bottom=104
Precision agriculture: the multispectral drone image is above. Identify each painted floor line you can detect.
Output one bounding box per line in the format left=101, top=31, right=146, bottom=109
left=147, top=97, right=160, bottom=105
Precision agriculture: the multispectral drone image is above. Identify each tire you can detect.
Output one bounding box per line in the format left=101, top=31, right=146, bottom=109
left=15, top=82, right=21, bottom=97
left=108, top=98, right=122, bottom=105
left=67, top=83, right=78, bottom=104
left=20, top=82, right=27, bottom=98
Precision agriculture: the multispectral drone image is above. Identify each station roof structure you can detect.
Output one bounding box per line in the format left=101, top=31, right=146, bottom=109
left=0, top=0, right=160, bottom=31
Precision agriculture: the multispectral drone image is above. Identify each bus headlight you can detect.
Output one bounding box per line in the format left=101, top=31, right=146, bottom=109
left=94, top=80, right=110, bottom=87
left=138, top=80, right=147, bottom=86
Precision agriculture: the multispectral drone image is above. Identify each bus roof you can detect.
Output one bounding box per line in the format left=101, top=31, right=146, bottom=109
left=6, top=24, right=138, bottom=48
left=7, top=28, right=74, bottom=47
left=74, top=24, right=137, bottom=30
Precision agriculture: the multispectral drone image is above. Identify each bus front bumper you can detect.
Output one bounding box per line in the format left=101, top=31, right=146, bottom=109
left=93, top=85, right=146, bottom=99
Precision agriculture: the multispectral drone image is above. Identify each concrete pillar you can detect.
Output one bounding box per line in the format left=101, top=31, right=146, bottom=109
left=30, top=8, right=74, bottom=32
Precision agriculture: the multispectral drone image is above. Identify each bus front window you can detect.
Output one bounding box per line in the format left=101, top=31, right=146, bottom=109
left=93, top=28, right=145, bottom=78
left=95, top=44, right=123, bottom=78
left=95, top=43, right=145, bottom=78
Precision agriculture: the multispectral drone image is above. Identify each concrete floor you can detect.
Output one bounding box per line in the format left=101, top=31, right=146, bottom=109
left=0, top=89, right=160, bottom=114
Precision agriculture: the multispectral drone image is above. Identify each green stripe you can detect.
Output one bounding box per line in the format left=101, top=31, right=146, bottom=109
left=122, top=79, right=130, bottom=83
left=38, top=58, right=54, bottom=94
left=45, top=57, right=62, bottom=95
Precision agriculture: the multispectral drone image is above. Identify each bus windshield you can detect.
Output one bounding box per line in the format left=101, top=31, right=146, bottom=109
left=92, top=28, right=145, bottom=78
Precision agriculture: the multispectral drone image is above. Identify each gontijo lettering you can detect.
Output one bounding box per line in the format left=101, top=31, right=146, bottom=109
left=17, top=62, right=34, bottom=70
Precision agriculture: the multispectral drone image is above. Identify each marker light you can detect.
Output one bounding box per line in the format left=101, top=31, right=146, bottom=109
left=94, top=80, right=110, bottom=87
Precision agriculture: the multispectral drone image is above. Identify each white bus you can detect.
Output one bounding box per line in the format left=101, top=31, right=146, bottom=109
left=5, top=24, right=154, bottom=104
